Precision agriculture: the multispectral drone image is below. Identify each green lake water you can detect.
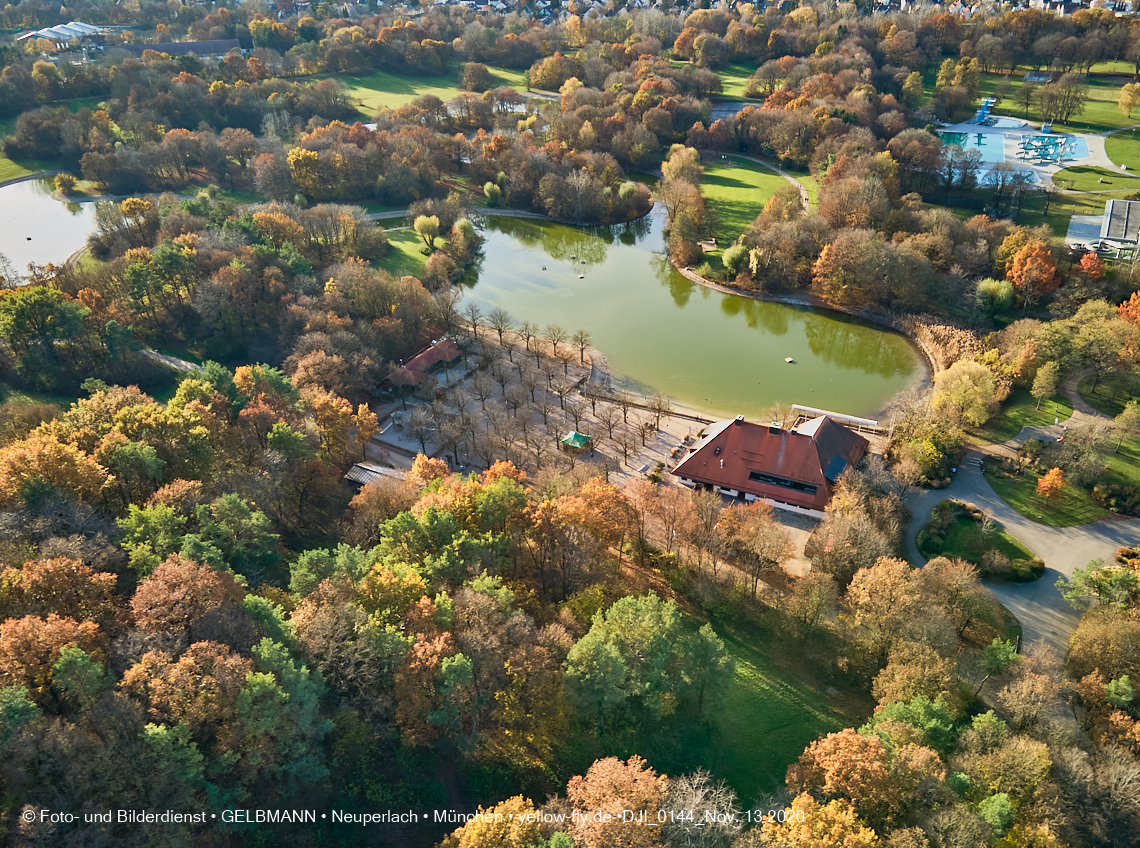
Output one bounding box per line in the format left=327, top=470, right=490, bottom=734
left=464, top=211, right=926, bottom=421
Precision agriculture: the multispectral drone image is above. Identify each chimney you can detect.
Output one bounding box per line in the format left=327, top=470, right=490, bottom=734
left=769, top=421, right=781, bottom=435
left=734, top=415, right=744, bottom=426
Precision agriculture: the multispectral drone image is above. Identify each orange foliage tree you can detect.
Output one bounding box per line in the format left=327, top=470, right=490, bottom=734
left=0, top=558, right=123, bottom=632
left=121, top=641, right=253, bottom=731
left=130, top=555, right=245, bottom=632
left=0, top=614, right=104, bottom=699
left=1005, top=242, right=1058, bottom=310
left=567, top=755, right=668, bottom=848
left=1119, top=290, right=1140, bottom=325
left=1036, top=467, right=1066, bottom=502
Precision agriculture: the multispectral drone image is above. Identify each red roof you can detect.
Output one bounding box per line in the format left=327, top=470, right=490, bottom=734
left=404, top=339, right=461, bottom=375
left=671, top=416, right=868, bottom=510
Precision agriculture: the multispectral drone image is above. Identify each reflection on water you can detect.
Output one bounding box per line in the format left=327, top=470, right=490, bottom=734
left=0, top=178, right=97, bottom=272
left=467, top=210, right=926, bottom=420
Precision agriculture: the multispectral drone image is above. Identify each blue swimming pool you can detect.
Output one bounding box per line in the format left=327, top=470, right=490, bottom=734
left=938, top=131, right=1007, bottom=163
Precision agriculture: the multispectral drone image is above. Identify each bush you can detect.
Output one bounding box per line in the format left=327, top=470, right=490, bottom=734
left=1091, top=484, right=1140, bottom=516
left=54, top=173, right=77, bottom=195
left=1009, top=557, right=1044, bottom=582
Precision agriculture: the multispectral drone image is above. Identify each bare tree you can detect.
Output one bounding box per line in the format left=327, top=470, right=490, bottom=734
left=615, top=391, right=634, bottom=422
left=542, top=358, right=559, bottom=388
left=473, top=428, right=498, bottom=467
left=406, top=407, right=433, bottom=453
left=451, top=389, right=472, bottom=420
left=471, top=370, right=494, bottom=409
left=648, top=393, right=672, bottom=429
left=434, top=288, right=461, bottom=332
left=614, top=427, right=638, bottom=464
left=504, top=386, right=527, bottom=418
left=566, top=398, right=588, bottom=430
left=535, top=390, right=554, bottom=425
left=662, top=770, right=742, bottom=848
left=528, top=430, right=551, bottom=469
left=520, top=365, right=542, bottom=402
left=519, top=320, right=538, bottom=351
left=597, top=404, right=622, bottom=437
left=557, top=346, right=575, bottom=375
left=502, top=336, right=516, bottom=363
left=637, top=416, right=655, bottom=446
left=463, top=301, right=483, bottom=339
left=492, top=364, right=511, bottom=397
left=572, top=328, right=592, bottom=363
left=553, top=380, right=575, bottom=409
left=545, top=323, right=568, bottom=356
left=486, top=306, right=513, bottom=343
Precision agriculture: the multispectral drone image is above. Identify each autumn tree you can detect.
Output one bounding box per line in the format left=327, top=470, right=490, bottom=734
left=0, top=614, right=104, bottom=701
left=718, top=501, right=793, bottom=597
left=843, top=557, right=922, bottom=667
left=1031, top=360, right=1061, bottom=410
left=760, top=793, right=878, bottom=848
left=439, top=795, right=546, bottom=848
left=131, top=555, right=245, bottom=632
left=932, top=359, right=999, bottom=427
left=415, top=214, right=441, bottom=250
left=567, top=755, right=668, bottom=848
left=0, top=558, right=123, bottom=633
left=1006, top=243, right=1058, bottom=312
left=0, top=432, right=109, bottom=505
left=1036, top=467, right=1066, bottom=503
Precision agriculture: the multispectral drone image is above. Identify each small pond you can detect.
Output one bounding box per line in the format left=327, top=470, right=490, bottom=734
left=0, top=177, right=97, bottom=273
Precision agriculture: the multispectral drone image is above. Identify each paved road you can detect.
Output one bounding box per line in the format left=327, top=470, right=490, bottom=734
left=904, top=367, right=1140, bottom=653
left=904, top=457, right=1140, bottom=653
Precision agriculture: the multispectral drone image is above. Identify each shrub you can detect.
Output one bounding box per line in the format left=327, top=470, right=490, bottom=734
left=1091, top=484, right=1140, bottom=516
left=54, top=173, right=77, bottom=195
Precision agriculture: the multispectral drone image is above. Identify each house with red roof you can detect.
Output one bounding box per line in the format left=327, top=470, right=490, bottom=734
left=671, top=415, right=869, bottom=512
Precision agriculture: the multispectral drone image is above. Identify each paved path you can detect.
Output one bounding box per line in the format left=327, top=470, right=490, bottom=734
left=141, top=349, right=202, bottom=373
left=904, top=455, right=1140, bottom=653
left=905, top=375, right=1136, bottom=653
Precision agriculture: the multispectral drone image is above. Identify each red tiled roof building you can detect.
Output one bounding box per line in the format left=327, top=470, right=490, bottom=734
left=671, top=415, right=869, bottom=512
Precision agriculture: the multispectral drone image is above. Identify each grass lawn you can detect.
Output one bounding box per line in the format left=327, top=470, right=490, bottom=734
left=1078, top=370, right=1140, bottom=417
left=1053, top=165, right=1140, bottom=193
left=0, top=381, right=78, bottom=408
left=919, top=71, right=1134, bottom=135
left=710, top=628, right=851, bottom=800
left=715, top=64, right=759, bottom=100
left=1104, top=129, right=1140, bottom=171
left=986, top=469, right=1112, bottom=526
left=972, top=389, right=1074, bottom=443
left=1101, top=434, right=1140, bottom=488
left=703, top=155, right=787, bottom=239
left=1015, top=188, right=1110, bottom=239
left=379, top=227, right=433, bottom=277
left=330, top=65, right=530, bottom=115
left=936, top=516, right=1035, bottom=563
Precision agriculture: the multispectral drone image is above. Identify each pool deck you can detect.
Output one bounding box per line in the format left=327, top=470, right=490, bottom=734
left=939, top=119, right=1127, bottom=181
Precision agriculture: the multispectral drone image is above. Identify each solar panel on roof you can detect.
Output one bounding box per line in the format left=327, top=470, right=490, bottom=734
left=823, top=454, right=848, bottom=483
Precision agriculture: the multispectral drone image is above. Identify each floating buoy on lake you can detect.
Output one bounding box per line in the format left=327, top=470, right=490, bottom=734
left=578, top=274, right=584, bottom=279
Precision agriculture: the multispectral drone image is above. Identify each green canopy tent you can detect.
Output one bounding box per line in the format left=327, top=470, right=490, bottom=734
left=559, top=431, right=593, bottom=453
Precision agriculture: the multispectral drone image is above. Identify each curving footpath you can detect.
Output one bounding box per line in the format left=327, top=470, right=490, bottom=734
left=905, top=374, right=1140, bottom=653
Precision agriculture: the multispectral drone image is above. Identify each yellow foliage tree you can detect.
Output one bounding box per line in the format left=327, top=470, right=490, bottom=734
left=0, top=432, right=110, bottom=504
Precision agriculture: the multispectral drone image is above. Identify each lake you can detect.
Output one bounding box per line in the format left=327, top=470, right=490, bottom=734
left=464, top=211, right=926, bottom=421
left=0, top=177, right=97, bottom=273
